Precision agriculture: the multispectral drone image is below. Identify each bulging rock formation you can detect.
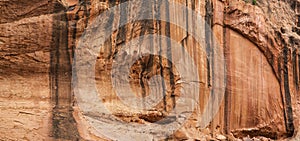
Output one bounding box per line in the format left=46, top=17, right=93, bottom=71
left=0, top=0, right=299, bottom=140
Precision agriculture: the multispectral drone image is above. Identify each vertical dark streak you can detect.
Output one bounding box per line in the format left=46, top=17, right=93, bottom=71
left=118, top=0, right=128, bottom=46
left=64, top=12, right=72, bottom=107
left=71, top=11, right=79, bottom=61
left=293, top=50, right=299, bottom=91
left=83, top=0, right=90, bottom=28
left=277, top=32, right=295, bottom=136
left=146, top=1, right=154, bottom=74
left=180, top=0, right=188, bottom=63
left=283, top=46, right=295, bottom=136
left=278, top=57, right=289, bottom=136
left=210, top=1, right=215, bottom=120
left=223, top=26, right=230, bottom=134
left=278, top=58, right=282, bottom=82
left=50, top=2, right=64, bottom=138
left=137, top=1, right=151, bottom=108
left=275, top=32, right=295, bottom=137
left=205, top=0, right=214, bottom=130
left=289, top=38, right=299, bottom=91
left=140, top=60, right=146, bottom=99
left=50, top=2, right=80, bottom=140
left=106, top=1, right=116, bottom=66
left=164, top=0, right=175, bottom=109
left=205, top=0, right=212, bottom=88
left=155, top=0, right=167, bottom=111
left=55, top=19, right=61, bottom=107
left=70, top=6, right=80, bottom=100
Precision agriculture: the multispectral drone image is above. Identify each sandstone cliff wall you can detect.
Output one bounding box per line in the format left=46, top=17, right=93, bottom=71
left=0, top=0, right=299, bottom=140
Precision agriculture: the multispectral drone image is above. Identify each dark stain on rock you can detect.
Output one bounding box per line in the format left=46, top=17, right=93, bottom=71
left=274, top=30, right=295, bottom=136
left=290, top=37, right=299, bottom=91
left=293, top=50, right=299, bottom=90
left=164, top=0, right=176, bottom=109
left=50, top=1, right=80, bottom=140
left=156, top=0, right=168, bottom=112
left=224, top=27, right=231, bottom=134
left=283, top=45, right=295, bottom=137
left=205, top=0, right=213, bottom=88
left=116, top=0, right=128, bottom=46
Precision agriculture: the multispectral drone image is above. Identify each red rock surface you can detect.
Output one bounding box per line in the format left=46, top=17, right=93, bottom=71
left=0, top=0, right=299, bottom=140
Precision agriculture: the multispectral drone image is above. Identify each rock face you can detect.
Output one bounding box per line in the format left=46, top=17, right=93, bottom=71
left=0, top=0, right=299, bottom=140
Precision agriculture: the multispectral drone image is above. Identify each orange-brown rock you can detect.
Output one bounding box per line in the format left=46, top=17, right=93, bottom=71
left=0, top=0, right=299, bottom=140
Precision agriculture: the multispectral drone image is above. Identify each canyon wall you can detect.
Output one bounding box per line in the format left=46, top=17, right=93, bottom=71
left=0, top=0, right=299, bottom=140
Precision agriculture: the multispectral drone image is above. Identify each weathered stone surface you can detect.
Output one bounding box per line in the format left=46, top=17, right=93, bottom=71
left=0, top=74, right=52, bottom=140
left=0, top=0, right=299, bottom=140
left=226, top=29, right=285, bottom=138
